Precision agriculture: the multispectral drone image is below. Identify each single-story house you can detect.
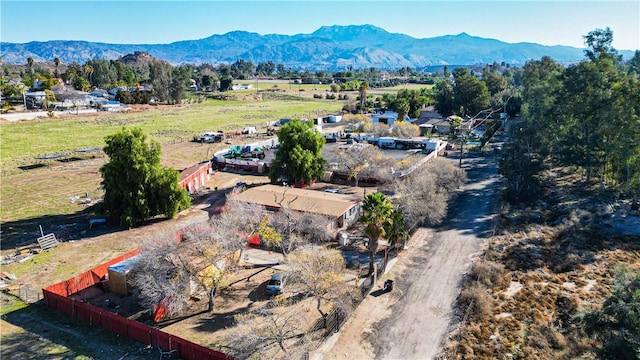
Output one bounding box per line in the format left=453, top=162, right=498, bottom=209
left=371, top=110, right=411, bottom=126
left=179, top=162, right=213, bottom=194
left=233, top=184, right=361, bottom=229
left=24, top=91, right=47, bottom=109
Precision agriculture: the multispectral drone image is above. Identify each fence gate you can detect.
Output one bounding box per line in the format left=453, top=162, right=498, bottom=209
left=19, top=284, right=41, bottom=303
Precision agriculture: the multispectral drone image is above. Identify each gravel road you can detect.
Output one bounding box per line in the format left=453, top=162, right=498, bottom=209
left=376, top=151, right=503, bottom=359
left=316, top=133, right=506, bottom=360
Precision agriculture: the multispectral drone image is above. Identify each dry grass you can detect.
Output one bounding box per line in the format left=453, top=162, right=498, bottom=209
left=442, top=166, right=640, bottom=359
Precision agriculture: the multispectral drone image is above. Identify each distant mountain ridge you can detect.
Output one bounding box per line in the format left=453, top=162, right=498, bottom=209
left=1, top=24, right=635, bottom=69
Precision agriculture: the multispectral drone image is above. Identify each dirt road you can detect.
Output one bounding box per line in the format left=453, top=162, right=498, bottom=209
left=316, top=143, right=504, bottom=360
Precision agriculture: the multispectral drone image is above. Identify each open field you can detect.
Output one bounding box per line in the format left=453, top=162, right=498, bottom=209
left=1, top=98, right=343, bottom=172
left=230, top=79, right=432, bottom=95
left=0, top=98, right=343, bottom=226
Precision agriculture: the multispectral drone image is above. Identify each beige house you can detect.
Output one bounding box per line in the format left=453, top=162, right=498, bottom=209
left=233, top=184, right=361, bottom=229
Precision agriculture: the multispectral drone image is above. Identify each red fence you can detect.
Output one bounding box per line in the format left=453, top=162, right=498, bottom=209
left=42, top=250, right=232, bottom=360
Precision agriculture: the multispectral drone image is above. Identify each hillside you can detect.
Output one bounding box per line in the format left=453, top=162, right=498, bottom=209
left=3, top=24, right=634, bottom=69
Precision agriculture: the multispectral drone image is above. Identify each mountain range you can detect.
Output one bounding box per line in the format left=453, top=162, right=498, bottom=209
left=1, top=25, right=635, bottom=69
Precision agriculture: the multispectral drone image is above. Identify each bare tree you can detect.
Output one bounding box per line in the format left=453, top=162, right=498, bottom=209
left=331, top=143, right=394, bottom=186
left=429, top=157, right=467, bottom=192
left=51, top=85, right=87, bottom=113
left=286, top=247, right=360, bottom=318
left=391, top=122, right=420, bottom=138
left=392, top=158, right=466, bottom=228
left=209, top=192, right=264, bottom=256
left=131, top=223, right=241, bottom=319
left=260, top=202, right=302, bottom=259
left=130, top=235, right=190, bottom=318
left=297, top=212, right=333, bottom=243
left=225, top=298, right=306, bottom=359
left=370, top=122, right=391, bottom=137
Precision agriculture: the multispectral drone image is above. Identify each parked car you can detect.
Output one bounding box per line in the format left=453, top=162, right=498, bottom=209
left=200, top=131, right=223, bottom=143
left=265, top=273, right=287, bottom=295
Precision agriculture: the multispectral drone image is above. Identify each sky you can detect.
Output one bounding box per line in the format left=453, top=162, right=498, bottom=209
left=1, top=0, right=639, bottom=50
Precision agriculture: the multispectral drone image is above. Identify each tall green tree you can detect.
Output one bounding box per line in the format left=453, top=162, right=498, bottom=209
left=361, top=192, right=394, bottom=275
left=384, top=209, right=409, bottom=254
left=434, top=79, right=456, bottom=116
left=100, top=127, right=190, bottom=228
left=453, top=68, right=490, bottom=116
left=554, top=28, right=626, bottom=182
left=268, top=119, right=326, bottom=186
left=26, top=57, right=34, bottom=87
left=358, top=80, right=369, bottom=113
left=82, top=64, right=93, bottom=84
left=500, top=56, right=564, bottom=202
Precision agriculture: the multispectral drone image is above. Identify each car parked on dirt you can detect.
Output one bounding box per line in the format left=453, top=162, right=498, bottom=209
left=199, top=131, right=223, bottom=143
left=265, top=273, right=287, bottom=295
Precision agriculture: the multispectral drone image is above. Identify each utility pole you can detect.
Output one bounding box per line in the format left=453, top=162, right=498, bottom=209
left=459, top=133, right=464, bottom=168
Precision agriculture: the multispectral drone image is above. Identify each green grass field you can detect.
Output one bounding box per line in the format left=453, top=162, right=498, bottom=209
left=1, top=98, right=343, bottom=171
left=0, top=86, right=428, bottom=223
left=0, top=97, right=344, bottom=223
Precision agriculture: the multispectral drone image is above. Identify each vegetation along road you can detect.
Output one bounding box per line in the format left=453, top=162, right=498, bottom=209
left=319, top=135, right=506, bottom=359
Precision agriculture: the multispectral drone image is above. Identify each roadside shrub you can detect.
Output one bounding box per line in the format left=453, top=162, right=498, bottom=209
left=469, top=260, right=506, bottom=288
left=458, top=284, right=493, bottom=322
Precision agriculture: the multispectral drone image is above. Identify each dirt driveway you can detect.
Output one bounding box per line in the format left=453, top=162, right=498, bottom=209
left=315, top=145, right=504, bottom=359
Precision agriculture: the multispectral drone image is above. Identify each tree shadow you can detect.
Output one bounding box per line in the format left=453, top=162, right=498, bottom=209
left=436, top=156, right=503, bottom=239
left=192, top=306, right=254, bottom=333
left=0, top=204, right=181, bottom=252
left=1, top=203, right=110, bottom=250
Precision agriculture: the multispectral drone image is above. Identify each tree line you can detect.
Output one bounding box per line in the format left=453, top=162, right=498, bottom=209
left=500, top=28, right=640, bottom=201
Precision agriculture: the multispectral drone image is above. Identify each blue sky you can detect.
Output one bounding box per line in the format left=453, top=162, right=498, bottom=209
left=1, top=1, right=639, bottom=50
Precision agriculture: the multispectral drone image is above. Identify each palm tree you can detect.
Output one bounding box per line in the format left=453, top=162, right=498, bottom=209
left=384, top=210, right=410, bottom=260
left=82, top=64, right=93, bottom=86
left=396, top=99, right=410, bottom=122
left=361, top=192, right=394, bottom=275
left=53, top=57, right=60, bottom=78
left=358, top=80, right=369, bottom=114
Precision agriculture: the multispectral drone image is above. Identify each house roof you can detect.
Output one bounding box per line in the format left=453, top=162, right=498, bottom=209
left=233, top=184, right=359, bottom=218
left=179, top=162, right=210, bottom=182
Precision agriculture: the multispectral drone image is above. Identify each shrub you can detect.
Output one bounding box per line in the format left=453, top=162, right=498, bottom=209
left=458, top=284, right=493, bottom=322
left=469, top=260, right=506, bottom=288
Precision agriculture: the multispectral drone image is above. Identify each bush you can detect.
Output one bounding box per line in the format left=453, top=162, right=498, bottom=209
left=469, top=260, right=506, bottom=288
left=458, top=284, right=493, bottom=321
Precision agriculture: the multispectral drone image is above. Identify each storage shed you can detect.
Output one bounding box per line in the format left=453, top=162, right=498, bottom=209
left=107, top=255, right=141, bottom=296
